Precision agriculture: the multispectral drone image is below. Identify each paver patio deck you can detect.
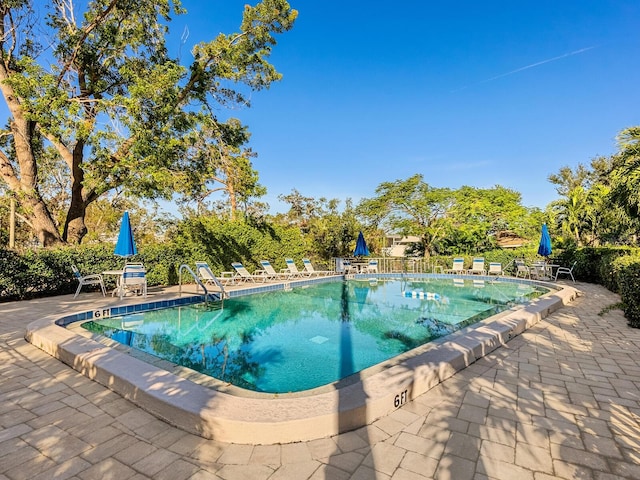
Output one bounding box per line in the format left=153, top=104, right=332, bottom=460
left=1, top=281, right=639, bottom=479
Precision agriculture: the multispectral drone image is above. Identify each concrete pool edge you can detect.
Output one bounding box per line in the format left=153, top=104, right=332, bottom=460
left=25, top=281, right=579, bottom=445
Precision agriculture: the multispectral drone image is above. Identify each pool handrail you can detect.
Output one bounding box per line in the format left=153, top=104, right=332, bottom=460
left=178, top=264, right=225, bottom=304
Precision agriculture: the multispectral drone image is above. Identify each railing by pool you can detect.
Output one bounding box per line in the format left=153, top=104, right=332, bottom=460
left=333, top=257, right=437, bottom=274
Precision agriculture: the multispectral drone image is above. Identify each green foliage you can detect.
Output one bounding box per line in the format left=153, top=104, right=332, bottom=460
left=555, top=246, right=640, bottom=328
left=612, top=256, right=640, bottom=328
left=170, top=215, right=307, bottom=273
left=276, top=191, right=361, bottom=260
left=0, top=242, right=187, bottom=301
left=357, top=175, right=541, bottom=256
left=0, top=1, right=297, bottom=245
left=549, top=150, right=640, bottom=247
left=609, top=127, right=640, bottom=219
left=554, top=246, right=636, bottom=290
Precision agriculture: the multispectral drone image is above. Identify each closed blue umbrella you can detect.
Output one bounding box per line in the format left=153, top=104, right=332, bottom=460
left=537, top=224, right=552, bottom=258
left=354, top=231, right=369, bottom=257
left=114, top=211, right=137, bottom=258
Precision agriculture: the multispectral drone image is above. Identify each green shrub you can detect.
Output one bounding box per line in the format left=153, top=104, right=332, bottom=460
left=0, top=218, right=309, bottom=301
left=612, top=256, right=640, bottom=328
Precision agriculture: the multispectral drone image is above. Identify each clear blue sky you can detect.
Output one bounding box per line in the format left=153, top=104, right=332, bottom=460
left=5, top=1, right=637, bottom=216
left=168, top=0, right=639, bottom=213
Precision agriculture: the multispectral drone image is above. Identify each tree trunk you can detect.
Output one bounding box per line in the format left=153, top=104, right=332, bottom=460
left=0, top=98, right=64, bottom=247
left=228, top=182, right=237, bottom=220
left=63, top=201, right=88, bottom=245
left=62, top=143, right=89, bottom=244
left=23, top=195, right=64, bottom=247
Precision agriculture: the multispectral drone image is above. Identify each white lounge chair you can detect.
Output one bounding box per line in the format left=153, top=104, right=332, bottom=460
left=196, top=261, right=234, bottom=286
left=119, top=263, right=147, bottom=299
left=554, top=261, right=576, bottom=282
left=231, top=262, right=270, bottom=282
left=284, top=258, right=306, bottom=277
left=488, top=262, right=503, bottom=276
left=259, top=260, right=289, bottom=280
left=72, top=265, right=106, bottom=298
left=303, top=258, right=333, bottom=276
left=469, top=258, right=486, bottom=275
left=366, top=259, right=378, bottom=273
left=444, top=257, right=466, bottom=274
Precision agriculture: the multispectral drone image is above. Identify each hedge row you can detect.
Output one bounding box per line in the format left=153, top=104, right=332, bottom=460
left=0, top=219, right=309, bottom=302
left=555, top=246, right=640, bottom=328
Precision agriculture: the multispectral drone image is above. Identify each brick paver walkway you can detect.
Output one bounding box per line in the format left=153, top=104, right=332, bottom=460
left=1, top=282, right=639, bottom=479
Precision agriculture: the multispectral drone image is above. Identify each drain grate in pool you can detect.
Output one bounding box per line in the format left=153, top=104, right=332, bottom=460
left=310, top=335, right=329, bottom=344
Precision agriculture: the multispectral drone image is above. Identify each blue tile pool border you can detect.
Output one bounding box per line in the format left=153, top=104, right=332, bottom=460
left=55, top=274, right=343, bottom=327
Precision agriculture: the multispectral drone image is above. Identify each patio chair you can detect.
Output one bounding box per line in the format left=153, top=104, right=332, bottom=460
left=119, top=263, right=147, bottom=299
left=469, top=258, right=486, bottom=275
left=444, top=257, right=466, bottom=274
left=514, top=259, right=531, bottom=279
left=366, top=259, right=379, bottom=273
left=487, top=262, right=503, bottom=276
left=72, top=265, right=106, bottom=299
left=341, top=259, right=357, bottom=274
left=303, top=258, right=333, bottom=276
left=231, top=262, right=270, bottom=283
left=554, top=261, right=577, bottom=282
left=284, top=258, right=306, bottom=277
left=259, top=260, right=289, bottom=280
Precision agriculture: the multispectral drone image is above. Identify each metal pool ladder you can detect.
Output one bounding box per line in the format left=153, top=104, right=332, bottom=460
left=178, top=264, right=226, bottom=307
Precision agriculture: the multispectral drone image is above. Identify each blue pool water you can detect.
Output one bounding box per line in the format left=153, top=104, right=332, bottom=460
left=82, top=278, right=548, bottom=393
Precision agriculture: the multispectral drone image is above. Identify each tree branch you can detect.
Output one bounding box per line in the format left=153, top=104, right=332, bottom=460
left=55, top=0, right=119, bottom=87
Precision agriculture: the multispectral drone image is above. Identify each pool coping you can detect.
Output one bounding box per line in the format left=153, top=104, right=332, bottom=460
left=25, top=275, right=578, bottom=444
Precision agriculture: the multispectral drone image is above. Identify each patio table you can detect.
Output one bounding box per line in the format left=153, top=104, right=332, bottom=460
left=102, top=270, right=123, bottom=296
left=531, top=263, right=559, bottom=281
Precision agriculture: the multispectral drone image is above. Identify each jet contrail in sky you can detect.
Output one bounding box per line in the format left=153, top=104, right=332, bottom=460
left=453, top=46, right=597, bottom=92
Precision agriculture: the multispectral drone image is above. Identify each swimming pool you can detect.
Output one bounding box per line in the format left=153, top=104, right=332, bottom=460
left=81, top=278, right=548, bottom=393
left=27, top=275, right=577, bottom=443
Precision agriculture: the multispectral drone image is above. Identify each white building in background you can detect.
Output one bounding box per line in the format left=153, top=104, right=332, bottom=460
left=383, top=235, right=421, bottom=257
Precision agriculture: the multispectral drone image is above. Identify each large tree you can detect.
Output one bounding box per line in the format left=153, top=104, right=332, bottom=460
left=0, top=0, right=296, bottom=246
left=357, top=174, right=454, bottom=257
left=357, top=175, right=539, bottom=256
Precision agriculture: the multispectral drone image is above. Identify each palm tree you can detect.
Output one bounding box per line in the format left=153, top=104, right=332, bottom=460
left=609, top=127, right=640, bottom=219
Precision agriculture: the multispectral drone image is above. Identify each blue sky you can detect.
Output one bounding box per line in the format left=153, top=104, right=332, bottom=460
left=167, top=0, right=640, bottom=213
left=5, top=1, right=638, bottom=216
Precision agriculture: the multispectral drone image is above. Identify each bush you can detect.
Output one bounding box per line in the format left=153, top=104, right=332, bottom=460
left=170, top=216, right=307, bottom=273
left=0, top=217, right=309, bottom=302
left=612, top=256, right=640, bottom=328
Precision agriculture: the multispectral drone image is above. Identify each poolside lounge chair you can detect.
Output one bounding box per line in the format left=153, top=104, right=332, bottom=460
left=469, top=258, right=486, bottom=275
left=303, top=258, right=333, bottom=276
left=195, top=261, right=234, bottom=286
left=231, top=262, right=270, bottom=283
left=488, top=262, right=503, bottom=276
left=119, top=263, right=147, bottom=299
left=444, top=257, right=466, bottom=274
left=554, top=261, right=576, bottom=282
left=72, top=265, right=106, bottom=299
left=284, top=258, right=306, bottom=277
left=259, top=260, right=290, bottom=280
